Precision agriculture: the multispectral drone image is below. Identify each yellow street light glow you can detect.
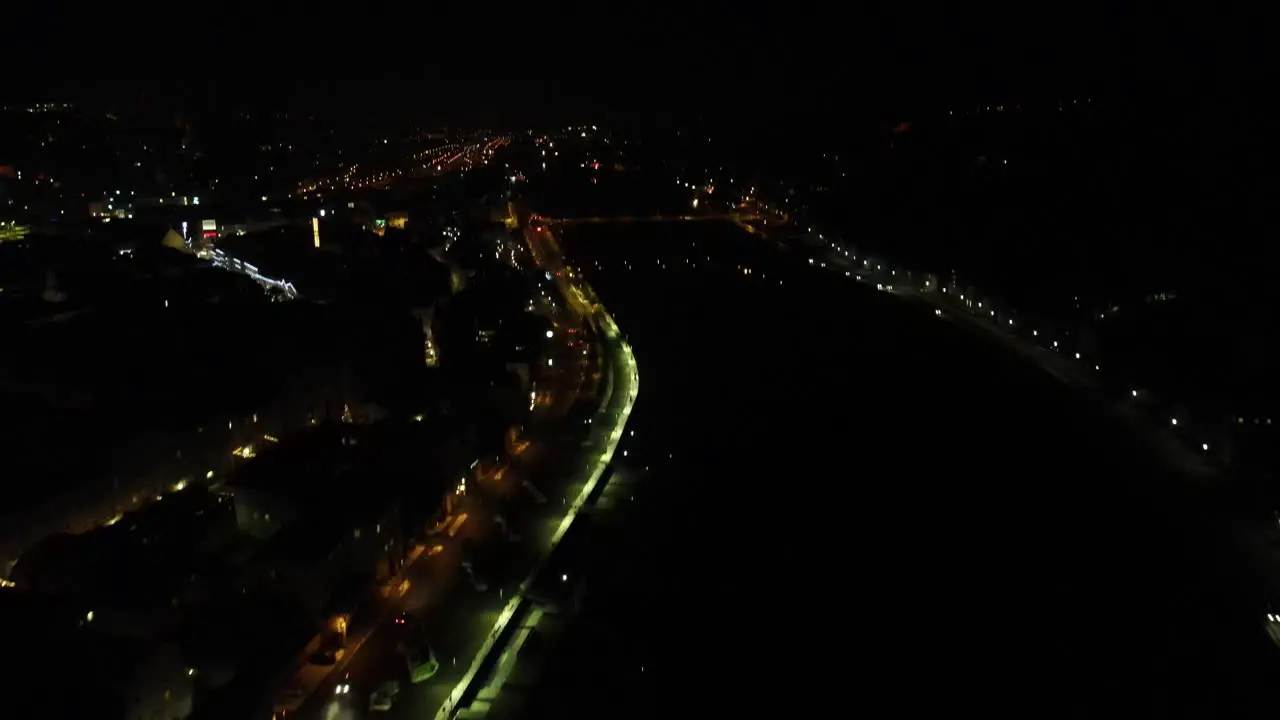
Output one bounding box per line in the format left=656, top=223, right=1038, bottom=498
left=433, top=305, right=638, bottom=720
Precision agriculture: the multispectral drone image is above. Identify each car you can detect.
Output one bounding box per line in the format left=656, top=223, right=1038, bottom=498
left=394, top=611, right=411, bottom=626
left=272, top=681, right=307, bottom=714
left=407, top=643, right=440, bottom=683
left=464, top=565, right=489, bottom=592
left=334, top=673, right=352, bottom=696
left=308, top=647, right=346, bottom=666
left=369, top=680, right=401, bottom=711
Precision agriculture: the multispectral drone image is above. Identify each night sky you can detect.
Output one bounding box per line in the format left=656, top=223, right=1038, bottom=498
left=3, top=4, right=1269, bottom=129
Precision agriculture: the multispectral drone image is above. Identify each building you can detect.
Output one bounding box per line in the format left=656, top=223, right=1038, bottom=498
left=8, top=484, right=239, bottom=639
left=0, top=221, right=271, bottom=324
left=220, top=422, right=459, bottom=620
left=0, top=588, right=196, bottom=719
left=0, top=302, right=384, bottom=578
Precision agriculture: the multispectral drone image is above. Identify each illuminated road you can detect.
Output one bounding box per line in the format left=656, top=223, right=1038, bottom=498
left=297, top=136, right=511, bottom=195
left=535, top=213, right=747, bottom=225
left=284, top=220, right=637, bottom=720
left=427, top=224, right=638, bottom=720
left=434, top=312, right=636, bottom=720
left=806, top=247, right=1223, bottom=480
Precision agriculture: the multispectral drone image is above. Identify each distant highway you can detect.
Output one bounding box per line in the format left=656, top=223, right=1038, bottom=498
left=535, top=213, right=751, bottom=225
left=296, top=136, right=510, bottom=195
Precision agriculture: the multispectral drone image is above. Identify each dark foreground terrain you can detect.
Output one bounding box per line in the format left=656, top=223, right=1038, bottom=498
left=513, top=220, right=1278, bottom=719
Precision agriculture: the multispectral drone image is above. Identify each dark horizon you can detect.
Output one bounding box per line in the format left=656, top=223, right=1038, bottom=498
left=6, top=5, right=1268, bottom=129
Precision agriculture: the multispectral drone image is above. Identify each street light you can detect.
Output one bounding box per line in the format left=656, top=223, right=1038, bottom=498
left=334, top=615, right=349, bottom=645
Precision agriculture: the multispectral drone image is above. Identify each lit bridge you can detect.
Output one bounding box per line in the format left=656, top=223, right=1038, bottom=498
left=534, top=213, right=757, bottom=225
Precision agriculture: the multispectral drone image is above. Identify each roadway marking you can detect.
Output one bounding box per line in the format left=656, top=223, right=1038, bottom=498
left=476, top=606, right=543, bottom=702
left=448, top=513, right=470, bottom=537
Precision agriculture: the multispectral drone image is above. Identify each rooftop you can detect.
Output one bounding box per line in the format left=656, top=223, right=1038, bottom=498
left=0, top=302, right=355, bottom=507
left=0, top=590, right=162, bottom=714
left=227, top=422, right=370, bottom=501
left=0, top=227, right=268, bottom=322
left=9, top=485, right=237, bottom=601
left=229, top=421, right=451, bottom=564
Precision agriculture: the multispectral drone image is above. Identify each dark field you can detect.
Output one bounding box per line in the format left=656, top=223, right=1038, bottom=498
left=515, top=219, right=1278, bottom=719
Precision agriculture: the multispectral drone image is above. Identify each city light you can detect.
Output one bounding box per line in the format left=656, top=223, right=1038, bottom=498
left=435, top=305, right=638, bottom=720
